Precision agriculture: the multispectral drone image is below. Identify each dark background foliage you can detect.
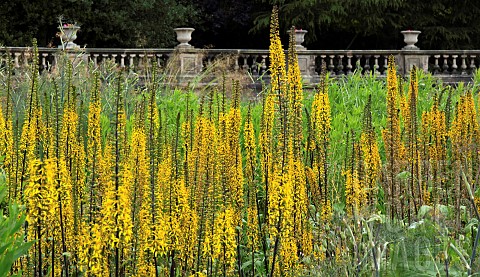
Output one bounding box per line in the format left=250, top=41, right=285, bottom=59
left=0, top=0, right=479, bottom=49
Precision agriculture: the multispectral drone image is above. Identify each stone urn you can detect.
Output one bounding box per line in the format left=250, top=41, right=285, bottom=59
left=59, top=24, right=80, bottom=49
left=287, top=29, right=308, bottom=50
left=401, top=30, right=421, bottom=50
left=174, top=28, right=195, bottom=48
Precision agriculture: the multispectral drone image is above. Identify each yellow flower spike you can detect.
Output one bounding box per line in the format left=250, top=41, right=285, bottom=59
left=269, top=6, right=287, bottom=94
left=345, top=169, right=363, bottom=216
left=310, top=76, right=331, bottom=208
left=360, top=132, right=381, bottom=207
left=244, top=108, right=257, bottom=207
left=360, top=96, right=381, bottom=208
left=86, top=73, right=102, bottom=222
left=382, top=56, right=405, bottom=219
left=421, top=96, right=447, bottom=206
left=212, top=208, right=237, bottom=275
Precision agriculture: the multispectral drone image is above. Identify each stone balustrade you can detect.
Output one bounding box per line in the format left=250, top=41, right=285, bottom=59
left=1, top=46, right=480, bottom=85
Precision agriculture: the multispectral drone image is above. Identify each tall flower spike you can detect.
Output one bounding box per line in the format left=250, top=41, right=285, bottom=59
left=382, top=55, right=404, bottom=219
left=269, top=6, right=287, bottom=94
left=360, top=95, right=381, bottom=207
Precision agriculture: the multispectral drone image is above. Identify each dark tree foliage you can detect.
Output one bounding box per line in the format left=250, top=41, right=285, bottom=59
left=0, top=0, right=196, bottom=48
left=398, top=0, right=480, bottom=49
left=191, top=0, right=271, bottom=49
left=251, top=0, right=480, bottom=50
left=0, top=0, right=479, bottom=49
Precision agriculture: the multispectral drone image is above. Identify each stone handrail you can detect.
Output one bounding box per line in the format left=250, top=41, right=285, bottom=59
left=1, top=47, right=479, bottom=85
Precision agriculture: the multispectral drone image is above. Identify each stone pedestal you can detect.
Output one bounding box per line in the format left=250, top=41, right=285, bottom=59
left=297, top=52, right=316, bottom=84
left=174, top=49, right=203, bottom=85
left=402, top=54, right=429, bottom=73
left=397, top=30, right=429, bottom=75
left=172, top=27, right=203, bottom=85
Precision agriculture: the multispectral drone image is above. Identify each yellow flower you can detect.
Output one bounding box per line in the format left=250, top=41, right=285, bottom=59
left=269, top=6, right=287, bottom=94
left=212, top=208, right=237, bottom=275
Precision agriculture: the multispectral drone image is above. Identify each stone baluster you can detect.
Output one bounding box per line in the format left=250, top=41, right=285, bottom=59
left=129, top=54, right=135, bottom=68
left=159, top=54, right=165, bottom=68
left=364, top=55, right=371, bottom=74
left=92, top=54, right=99, bottom=67
left=148, top=54, right=156, bottom=69
left=346, top=55, right=353, bottom=74
left=251, top=55, right=258, bottom=76
left=261, top=55, right=268, bottom=75
left=309, top=54, right=318, bottom=80
left=243, top=55, right=250, bottom=73
left=442, top=55, right=450, bottom=73
left=102, top=53, right=110, bottom=64
left=13, top=52, right=20, bottom=68
left=451, top=55, right=458, bottom=74
left=355, top=55, right=363, bottom=74
left=120, top=54, right=126, bottom=67
left=380, top=56, right=388, bottom=75
left=237, top=54, right=244, bottom=72
left=212, top=54, right=218, bottom=67
left=328, top=55, right=335, bottom=74
left=138, top=54, right=145, bottom=69
left=112, top=54, right=118, bottom=67
left=205, top=54, right=212, bottom=69
left=433, top=55, right=440, bottom=74
left=337, top=55, right=344, bottom=75
left=23, top=52, right=30, bottom=68
left=234, top=54, right=240, bottom=71
left=373, top=55, right=380, bottom=75
left=158, top=54, right=167, bottom=68
left=469, top=55, right=477, bottom=74
left=460, top=55, right=467, bottom=75
left=319, top=55, right=326, bottom=74
left=41, top=53, right=48, bottom=70
left=105, top=53, right=111, bottom=63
